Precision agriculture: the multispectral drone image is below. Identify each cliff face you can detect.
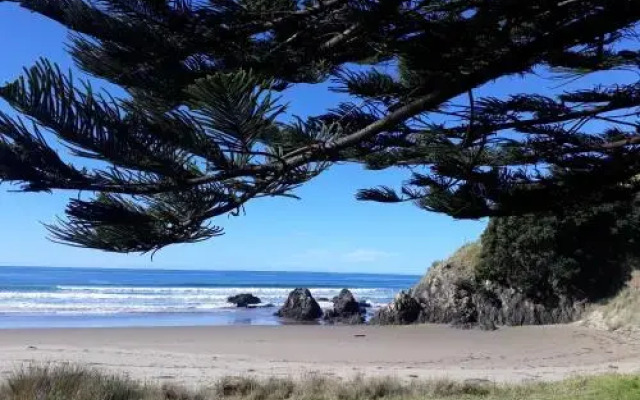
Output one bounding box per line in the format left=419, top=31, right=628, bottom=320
left=372, top=242, right=585, bottom=329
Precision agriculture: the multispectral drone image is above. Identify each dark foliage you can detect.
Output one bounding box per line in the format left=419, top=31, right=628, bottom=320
left=478, top=199, right=640, bottom=302
left=1, top=1, right=640, bottom=252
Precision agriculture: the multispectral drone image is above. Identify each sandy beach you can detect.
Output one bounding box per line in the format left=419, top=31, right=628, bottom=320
left=0, top=324, right=639, bottom=386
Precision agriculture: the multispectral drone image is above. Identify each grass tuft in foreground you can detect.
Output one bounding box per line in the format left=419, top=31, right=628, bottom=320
left=1, top=364, right=640, bottom=400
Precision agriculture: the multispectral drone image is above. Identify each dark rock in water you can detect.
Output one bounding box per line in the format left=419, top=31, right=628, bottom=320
left=358, top=301, right=372, bottom=308
left=370, top=291, right=421, bottom=325
left=227, top=293, right=261, bottom=308
left=276, top=288, right=323, bottom=321
left=247, top=302, right=275, bottom=309
left=324, top=289, right=365, bottom=324
left=333, top=289, right=361, bottom=315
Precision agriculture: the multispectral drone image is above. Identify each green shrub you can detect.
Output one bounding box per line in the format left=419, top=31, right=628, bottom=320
left=478, top=200, right=640, bottom=302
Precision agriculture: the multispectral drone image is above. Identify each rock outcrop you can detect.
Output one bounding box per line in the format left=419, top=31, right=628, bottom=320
left=227, top=293, right=261, bottom=308
left=334, top=289, right=361, bottom=315
left=370, top=291, right=421, bottom=325
left=414, top=279, right=585, bottom=329
left=276, top=288, right=323, bottom=321
left=324, top=289, right=364, bottom=324
left=372, top=242, right=586, bottom=329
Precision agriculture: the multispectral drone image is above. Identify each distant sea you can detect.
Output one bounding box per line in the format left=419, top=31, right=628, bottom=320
left=0, top=266, right=420, bottom=329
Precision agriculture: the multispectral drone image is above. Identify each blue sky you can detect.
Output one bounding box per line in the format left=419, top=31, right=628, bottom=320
left=0, top=4, right=634, bottom=274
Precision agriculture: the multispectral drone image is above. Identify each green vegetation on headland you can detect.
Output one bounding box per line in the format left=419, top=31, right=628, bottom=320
left=478, top=200, right=640, bottom=303
left=2, top=365, right=639, bottom=400
left=373, top=200, right=640, bottom=329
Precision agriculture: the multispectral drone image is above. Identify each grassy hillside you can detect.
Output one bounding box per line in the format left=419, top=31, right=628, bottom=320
left=2, top=365, right=640, bottom=400
left=582, top=271, right=640, bottom=332
left=414, top=241, right=481, bottom=293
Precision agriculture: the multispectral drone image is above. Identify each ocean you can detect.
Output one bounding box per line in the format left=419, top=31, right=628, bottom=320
left=0, top=266, right=420, bottom=328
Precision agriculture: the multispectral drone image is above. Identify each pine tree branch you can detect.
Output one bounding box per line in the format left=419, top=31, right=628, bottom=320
left=2, top=0, right=640, bottom=252
left=280, top=0, right=640, bottom=167
left=320, top=23, right=359, bottom=50
left=243, top=0, right=349, bottom=30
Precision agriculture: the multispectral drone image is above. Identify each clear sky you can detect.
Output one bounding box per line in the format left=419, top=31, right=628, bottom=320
left=0, top=4, right=634, bottom=275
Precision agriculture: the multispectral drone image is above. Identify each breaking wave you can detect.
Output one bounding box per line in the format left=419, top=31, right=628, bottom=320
left=0, top=286, right=396, bottom=315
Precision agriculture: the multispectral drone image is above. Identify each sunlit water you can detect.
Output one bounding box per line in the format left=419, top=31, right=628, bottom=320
left=0, top=266, right=419, bottom=328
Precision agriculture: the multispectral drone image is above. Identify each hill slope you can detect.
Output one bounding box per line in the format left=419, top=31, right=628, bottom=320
left=581, top=271, right=640, bottom=332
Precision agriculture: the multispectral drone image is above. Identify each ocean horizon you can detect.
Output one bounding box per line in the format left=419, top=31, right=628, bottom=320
left=0, top=266, right=420, bottom=329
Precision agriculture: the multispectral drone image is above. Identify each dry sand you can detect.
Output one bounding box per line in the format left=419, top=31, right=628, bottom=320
left=0, top=324, right=639, bottom=386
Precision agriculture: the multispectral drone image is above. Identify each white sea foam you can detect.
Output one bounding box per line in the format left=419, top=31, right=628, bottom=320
left=56, top=286, right=384, bottom=295
left=0, top=286, right=395, bottom=315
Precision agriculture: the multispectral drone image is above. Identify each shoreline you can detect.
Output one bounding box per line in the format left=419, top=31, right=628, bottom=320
left=1, top=324, right=639, bottom=386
